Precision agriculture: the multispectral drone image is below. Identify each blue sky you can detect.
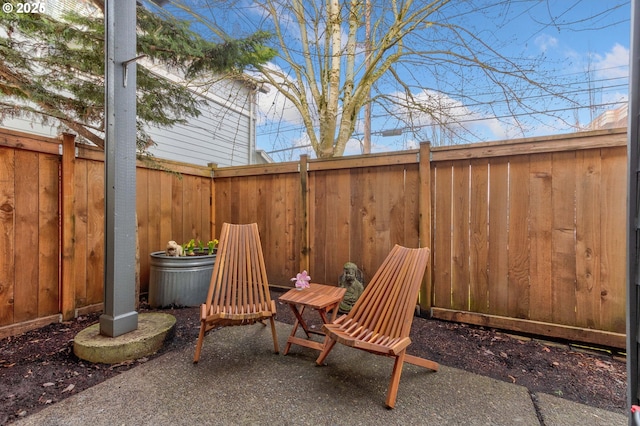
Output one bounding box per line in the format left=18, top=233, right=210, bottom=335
left=167, top=1, right=631, bottom=160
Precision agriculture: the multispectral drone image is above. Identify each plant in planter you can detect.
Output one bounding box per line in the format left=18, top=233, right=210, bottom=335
left=148, top=239, right=218, bottom=308
left=165, top=239, right=218, bottom=257
left=190, top=239, right=218, bottom=255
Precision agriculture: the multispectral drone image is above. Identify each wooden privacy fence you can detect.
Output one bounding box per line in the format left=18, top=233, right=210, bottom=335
left=0, top=128, right=212, bottom=338
left=428, top=132, right=627, bottom=349
left=0, top=126, right=628, bottom=349
left=212, top=128, right=627, bottom=349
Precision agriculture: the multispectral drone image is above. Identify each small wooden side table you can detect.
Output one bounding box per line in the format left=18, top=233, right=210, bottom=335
left=278, top=283, right=346, bottom=355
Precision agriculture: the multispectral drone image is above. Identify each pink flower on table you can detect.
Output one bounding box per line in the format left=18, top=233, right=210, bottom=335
left=291, top=270, right=311, bottom=289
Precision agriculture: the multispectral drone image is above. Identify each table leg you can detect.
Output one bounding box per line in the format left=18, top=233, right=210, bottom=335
left=329, top=302, right=341, bottom=322
left=318, top=309, right=329, bottom=325
left=283, top=304, right=308, bottom=355
left=280, top=290, right=346, bottom=355
left=294, top=305, right=310, bottom=337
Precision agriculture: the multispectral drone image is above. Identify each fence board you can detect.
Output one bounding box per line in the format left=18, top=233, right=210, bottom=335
left=73, top=157, right=88, bottom=307
left=551, top=151, right=578, bottom=326
left=366, top=166, right=385, bottom=276
left=61, top=133, right=76, bottom=320
left=14, top=151, right=39, bottom=322
left=271, top=173, right=298, bottom=284
left=171, top=175, right=184, bottom=241
left=37, top=154, right=59, bottom=316
left=469, top=160, right=489, bottom=313
left=0, top=147, right=15, bottom=326
left=185, top=175, right=200, bottom=240
left=600, top=146, right=626, bottom=332
left=387, top=166, right=405, bottom=249
left=212, top=178, right=230, bottom=235
left=375, top=166, right=392, bottom=259
left=202, top=176, right=212, bottom=242
left=487, top=157, right=509, bottom=316
left=277, top=175, right=291, bottom=279
left=357, top=167, right=378, bottom=282
left=528, top=154, right=553, bottom=323
left=146, top=168, right=162, bottom=260
left=284, top=171, right=299, bottom=281
left=159, top=172, right=173, bottom=244
left=199, top=176, right=210, bottom=240
left=268, top=175, right=288, bottom=281
left=136, top=168, right=150, bottom=294
left=575, top=149, right=602, bottom=329
left=419, top=145, right=432, bottom=308
left=403, top=164, right=421, bottom=247
left=313, top=170, right=340, bottom=284
left=451, top=161, right=470, bottom=310
left=250, top=176, right=265, bottom=254
left=318, top=171, right=334, bottom=282
left=86, top=160, right=104, bottom=305
left=508, top=156, right=530, bottom=319
left=309, top=172, right=323, bottom=280
left=433, top=162, right=453, bottom=307
left=347, top=169, right=364, bottom=274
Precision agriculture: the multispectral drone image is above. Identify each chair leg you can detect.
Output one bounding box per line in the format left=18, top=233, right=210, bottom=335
left=315, top=337, right=337, bottom=365
left=269, top=316, right=279, bottom=354
left=385, top=350, right=407, bottom=409
left=193, top=323, right=207, bottom=364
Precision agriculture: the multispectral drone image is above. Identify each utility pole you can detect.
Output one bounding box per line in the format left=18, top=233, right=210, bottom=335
left=363, top=0, right=371, bottom=154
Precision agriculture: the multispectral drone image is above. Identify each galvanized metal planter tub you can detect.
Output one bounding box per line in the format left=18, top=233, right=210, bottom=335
left=148, top=251, right=216, bottom=308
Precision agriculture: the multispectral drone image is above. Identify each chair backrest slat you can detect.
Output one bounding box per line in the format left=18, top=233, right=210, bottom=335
left=345, top=245, right=430, bottom=340
left=238, top=225, right=247, bottom=312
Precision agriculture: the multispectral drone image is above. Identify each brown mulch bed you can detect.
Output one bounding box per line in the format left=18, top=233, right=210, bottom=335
left=0, top=288, right=627, bottom=424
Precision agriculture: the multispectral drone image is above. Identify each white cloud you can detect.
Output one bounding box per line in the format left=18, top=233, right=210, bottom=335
left=475, top=117, right=511, bottom=140
left=257, top=89, right=304, bottom=126
left=594, top=43, right=629, bottom=79
left=535, top=34, right=559, bottom=52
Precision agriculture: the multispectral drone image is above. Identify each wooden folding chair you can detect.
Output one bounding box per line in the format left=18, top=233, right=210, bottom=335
left=193, top=223, right=279, bottom=363
left=316, top=244, right=439, bottom=408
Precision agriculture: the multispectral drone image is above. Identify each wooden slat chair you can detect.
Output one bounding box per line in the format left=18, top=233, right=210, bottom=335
left=316, top=244, right=439, bottom=408
left=193, top=223, right=279, bottom=363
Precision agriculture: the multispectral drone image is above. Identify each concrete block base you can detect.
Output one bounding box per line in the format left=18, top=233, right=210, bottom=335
left=73, top=313, right=176, bottom=364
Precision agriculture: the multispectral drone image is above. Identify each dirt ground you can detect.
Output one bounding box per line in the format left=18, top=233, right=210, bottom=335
left=0, top=288, right=627, bottom=424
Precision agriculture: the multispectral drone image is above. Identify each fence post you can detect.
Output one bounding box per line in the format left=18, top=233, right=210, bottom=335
left=299, top=155, right=310, bottom=273
left=208, top=162, right=217, bottom=240
left=60, top=133, right=76, bottom=320
left=418, top=142, right=432, bottom=313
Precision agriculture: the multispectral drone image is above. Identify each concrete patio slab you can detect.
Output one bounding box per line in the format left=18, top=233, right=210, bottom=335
left=15, top=321, right=627, bottom=426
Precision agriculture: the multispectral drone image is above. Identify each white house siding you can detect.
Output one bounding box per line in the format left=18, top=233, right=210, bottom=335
left=1, top=116, right=60, bottom=138
left=2, top=79, right=258, bottom=168
left=146, top=79, right=255, bottom=167
left=45, top=0, right=99, bottom=19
